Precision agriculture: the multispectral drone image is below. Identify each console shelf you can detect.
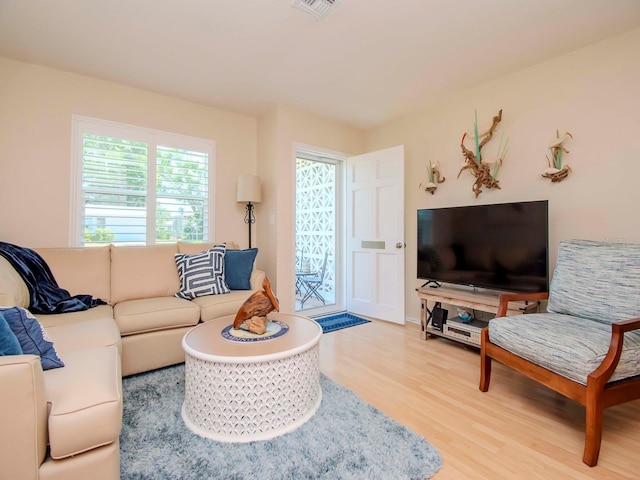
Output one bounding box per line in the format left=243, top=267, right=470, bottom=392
left=417, top=286, right=539, bottom=347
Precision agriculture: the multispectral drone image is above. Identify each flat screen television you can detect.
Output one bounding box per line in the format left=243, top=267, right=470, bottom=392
left=417, top=200, right=548, bottom=293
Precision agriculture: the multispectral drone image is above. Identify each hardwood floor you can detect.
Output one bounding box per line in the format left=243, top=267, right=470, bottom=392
left=319, top=320, right=640, bottom=480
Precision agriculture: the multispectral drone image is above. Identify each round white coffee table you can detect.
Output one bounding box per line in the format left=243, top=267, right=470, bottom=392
left=181, top=312, right=323, bottom=442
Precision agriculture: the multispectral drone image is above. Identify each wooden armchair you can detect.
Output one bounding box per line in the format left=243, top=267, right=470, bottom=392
left=479, top=240, right=640, bottom=466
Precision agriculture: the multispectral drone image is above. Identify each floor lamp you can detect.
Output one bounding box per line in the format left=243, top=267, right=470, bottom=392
left=236, top=174, right=262, bottom=248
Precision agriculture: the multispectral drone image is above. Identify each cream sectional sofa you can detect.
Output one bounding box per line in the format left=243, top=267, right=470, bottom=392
left=0, top=242, right=265, bottom=480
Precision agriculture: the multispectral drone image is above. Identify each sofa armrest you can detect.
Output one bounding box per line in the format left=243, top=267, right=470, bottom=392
left=0, top=256, right=30, bottom=308
left=250, top=270, right=266, bottom=291
left=0, top=355, right=48, bottom=480
left=496, top=292, right=549, bottom=318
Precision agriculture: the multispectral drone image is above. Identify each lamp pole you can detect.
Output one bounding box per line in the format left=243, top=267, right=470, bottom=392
left=237, top=174, right=261, bottom=249
left=244, top=201, right=256, bottom=248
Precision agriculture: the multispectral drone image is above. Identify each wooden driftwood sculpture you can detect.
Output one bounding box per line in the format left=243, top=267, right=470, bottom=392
left=458, top=109, right=507, bottom=198
left=542, top=131, right=573, bottom=183
left=419, top=160, right=445, bottom=194
left=233, top=277, right=280, bottom=334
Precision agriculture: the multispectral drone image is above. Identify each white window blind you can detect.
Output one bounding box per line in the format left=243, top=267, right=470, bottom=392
left=71, top=116, right=215, bottom=246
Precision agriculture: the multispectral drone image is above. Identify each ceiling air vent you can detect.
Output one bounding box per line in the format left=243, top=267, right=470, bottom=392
left=292, top=0, right=342, bottom=21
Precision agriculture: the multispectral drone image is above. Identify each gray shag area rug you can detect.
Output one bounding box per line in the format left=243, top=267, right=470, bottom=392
left=120, top=364, right=442, bottom=479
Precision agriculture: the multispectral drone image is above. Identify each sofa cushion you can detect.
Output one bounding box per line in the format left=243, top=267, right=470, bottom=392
left=0, top=311, right=22, bottom=355
left=2, top=306, right=64, bottom=370
left=174, top=245, right=230, bottom=299
left=35, top=304, right=114, bottom=328
left=44, top=345, right=122, bottom=459
left=178, top=241, right=239, bottom=254
left=111, top=244, right=180, bottom=304
left=0, top=256, right=29, bottom=308
left=35, top=246, right=111, bottom=305
left=194, top=289, right=260, bottom=322
left=489, top=313, right=640, bottom=385
left=224, top=248, right=258, bottom=290
left=548, top=240, right=640, bottom=325
left=249, top=269, right=266, bottom=291
left=44, top=317, right=122, bottom=355
left=114, top=297, right=200, bottom=335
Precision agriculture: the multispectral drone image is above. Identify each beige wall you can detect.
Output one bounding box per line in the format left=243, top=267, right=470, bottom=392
left=366, top=28, right=640, bottom=323
left=0, top=58, right=364, bottom=309
left=255, top=108, right=279, bottom=285
left=2, top=28, right=639, bottom=323
left=0, top=58, right=257, bottom=249
left=257, top=105, right=365, bottom=310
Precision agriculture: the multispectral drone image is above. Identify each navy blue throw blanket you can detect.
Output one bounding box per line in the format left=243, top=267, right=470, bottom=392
left=0, top=242, right=106, bottom=314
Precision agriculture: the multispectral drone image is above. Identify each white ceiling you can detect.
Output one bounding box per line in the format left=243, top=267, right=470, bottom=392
left=1, top=0, right=640, bottom=129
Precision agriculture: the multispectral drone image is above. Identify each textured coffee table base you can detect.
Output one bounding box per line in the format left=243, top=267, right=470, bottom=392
left=182, top=343, right=321, bottom=442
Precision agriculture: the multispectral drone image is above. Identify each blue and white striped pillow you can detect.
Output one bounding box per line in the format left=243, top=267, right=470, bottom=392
left=174, top=244, right=230, bottom=300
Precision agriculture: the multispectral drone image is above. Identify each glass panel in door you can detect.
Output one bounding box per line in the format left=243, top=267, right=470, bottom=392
left=295, top=155, right=341, bottom=315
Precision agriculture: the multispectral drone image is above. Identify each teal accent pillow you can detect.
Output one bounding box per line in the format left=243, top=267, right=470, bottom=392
left=0, top=311, right=23, bottom=355
left=224, top=248, right=258, bottom=290
left=1, top=306, right=64, bottom=370
left=174, top=244, right=230, bottom=299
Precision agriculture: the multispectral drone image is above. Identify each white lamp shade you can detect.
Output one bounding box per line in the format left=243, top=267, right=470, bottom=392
left=236, top=174, right=262, bottom=203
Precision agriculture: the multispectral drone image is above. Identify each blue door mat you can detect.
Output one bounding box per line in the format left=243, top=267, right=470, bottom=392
left=313, top=312, right=371, bottom=333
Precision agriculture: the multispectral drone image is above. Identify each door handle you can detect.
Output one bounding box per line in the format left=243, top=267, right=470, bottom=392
left=395, top=242, right=406, bottom=249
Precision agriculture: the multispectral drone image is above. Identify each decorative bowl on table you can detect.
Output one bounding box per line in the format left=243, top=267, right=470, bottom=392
left=457, top=308, right=472, bottom=323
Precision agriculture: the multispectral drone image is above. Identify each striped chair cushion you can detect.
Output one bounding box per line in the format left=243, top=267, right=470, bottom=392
left=489, top=313, right=640, bottom=385
left=548, top=240, right=640, bottom=325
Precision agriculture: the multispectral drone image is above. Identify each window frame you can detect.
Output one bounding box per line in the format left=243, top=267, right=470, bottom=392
left=70, top=115, right=216, bottom=246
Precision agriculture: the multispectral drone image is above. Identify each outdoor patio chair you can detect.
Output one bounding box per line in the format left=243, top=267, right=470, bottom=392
left=295, top=249, right=305, bottom=295
left=300, top=251, right=329, bottom=309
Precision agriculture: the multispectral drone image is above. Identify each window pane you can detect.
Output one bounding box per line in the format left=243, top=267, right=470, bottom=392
left=73, top=118, right=214, bottom=246
left=82, top=134, right=148, bottom=245
left=156, top=197, right=207, bottom=242
left=295, top=158, right=336, bottom=301
left=156, top=146, right=208, bottom=242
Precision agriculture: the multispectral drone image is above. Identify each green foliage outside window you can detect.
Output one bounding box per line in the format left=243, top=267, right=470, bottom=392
left=84, top=227, right=115, bottom=244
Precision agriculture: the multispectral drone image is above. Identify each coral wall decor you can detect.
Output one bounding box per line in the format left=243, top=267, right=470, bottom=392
left=458, top=109, right=509, bottom=198
left=542, top=130, right=573, bottom=182
left=419, top=160, right=445, bottom=194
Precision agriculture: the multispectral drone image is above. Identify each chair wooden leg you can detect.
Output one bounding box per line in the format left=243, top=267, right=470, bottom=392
left=479, top=328, right=491, bottom=392
left=583, top=384, right=604, bottom=466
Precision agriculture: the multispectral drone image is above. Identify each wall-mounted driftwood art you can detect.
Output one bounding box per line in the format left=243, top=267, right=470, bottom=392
left=419, top=160, right=445, bottom=194
left=542, top=130, right=573, bottom=183
left=458, top=109, right=508, bottom=198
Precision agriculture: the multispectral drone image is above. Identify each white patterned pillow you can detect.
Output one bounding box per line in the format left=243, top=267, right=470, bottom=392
left=174, top=244, right=230, bottom=300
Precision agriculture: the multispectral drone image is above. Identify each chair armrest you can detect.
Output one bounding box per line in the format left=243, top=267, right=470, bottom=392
left=0, top=355, right=48, bottom=480
left=612, top=317, right=640, bottom=334
left=496, top=292, right=549, bottom=317
left=589, top=317, right=640, bottom=387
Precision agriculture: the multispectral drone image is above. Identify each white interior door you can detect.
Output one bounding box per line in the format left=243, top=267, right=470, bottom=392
left=346, top=145, right=405, bottom=324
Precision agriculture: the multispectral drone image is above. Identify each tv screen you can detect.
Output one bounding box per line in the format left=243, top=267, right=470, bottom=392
left=417, top=200, right=548, bottom=293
